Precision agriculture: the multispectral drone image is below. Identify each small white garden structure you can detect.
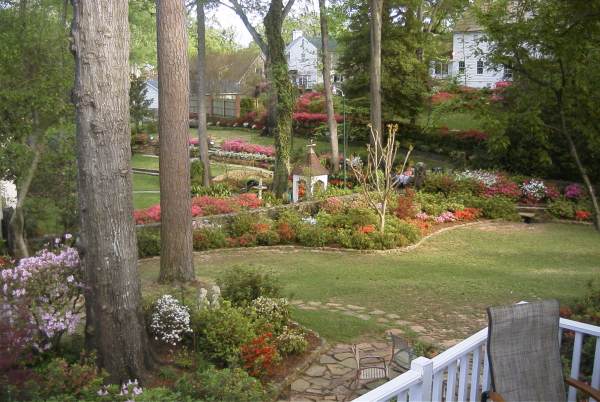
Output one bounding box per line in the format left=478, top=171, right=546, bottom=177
left=291, top=142, right=328, bottom=203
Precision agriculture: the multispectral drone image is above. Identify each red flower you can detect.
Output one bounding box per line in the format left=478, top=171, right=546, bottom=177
left=241, top=332, right=280, bottom=378
left=575, top=210, right=591, bottom=221
left=358, top=224, right=376, bottom=234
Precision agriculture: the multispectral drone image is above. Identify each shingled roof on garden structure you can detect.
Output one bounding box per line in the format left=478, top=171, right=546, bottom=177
left=292, top=147, right=329, bottom=176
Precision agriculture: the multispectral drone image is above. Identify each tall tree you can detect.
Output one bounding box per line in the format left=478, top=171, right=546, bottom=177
left=478, top=0, right=600, bottom=231
left=71, top=0, right=152, bottom=382
left=369, top=0, right=383, bottom=143
left=319, top=0, right=339, bottom=173
left=196, top=0, right=211, bottom=186
left=156, top=0, right=195, bottom=282
left=218, top=0, right=296, bottom=198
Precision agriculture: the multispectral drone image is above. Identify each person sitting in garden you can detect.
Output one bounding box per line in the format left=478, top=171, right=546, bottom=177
left=393, top=162, right=414, bottom=188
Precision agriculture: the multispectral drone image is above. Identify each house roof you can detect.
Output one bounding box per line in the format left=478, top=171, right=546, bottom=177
left=285, top=34, right=337, bottom=54
left=292, top=147, right=329, bottom=176
left=190, top=48, right=264, bottom=95
left=453, top=10, right=483, bottom=32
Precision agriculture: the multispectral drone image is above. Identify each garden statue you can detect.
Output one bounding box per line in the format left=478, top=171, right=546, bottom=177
left=414, top=162, right=427, bottom=189
left=253, top=178, right=268, bottom=200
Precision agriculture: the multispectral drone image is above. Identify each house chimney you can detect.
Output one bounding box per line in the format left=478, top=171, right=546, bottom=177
left=292, top=30, right=303, bottom=41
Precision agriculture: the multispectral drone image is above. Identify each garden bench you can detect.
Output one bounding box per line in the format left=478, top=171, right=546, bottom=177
left=518, top=212, right=536, bottom=223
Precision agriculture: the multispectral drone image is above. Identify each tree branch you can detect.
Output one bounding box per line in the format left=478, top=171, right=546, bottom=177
left=283, top=0, right=296, bottom=19
left=224, top=0, right=267, bottom=54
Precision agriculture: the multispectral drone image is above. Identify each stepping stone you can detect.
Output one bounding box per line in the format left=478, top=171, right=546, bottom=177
left=326, top=302, right=342, bottom=307
left=395, top=320, right=411, bottom=326
left=308, top=301, right=322, bottom=307
left=291, top=379, right=311, bottom=392
left=320, top=355, right=337, bottom=364
left=377, top=317, right=389, bottom=324
left=290, top=300, right=304, bottom=305
left=305, top=364, right=327, bottom=377
left=387, top=328, right=404, bottom=336
left=339, top=358, right=357, bottom=369
left=308, top=377, right=331, bottom=387
left=334, top=352, right=354, bottom=361
left=410, top=325, right=426, bottom=333
left=328, top=364, right=353, bottom=376
left=346, top=304, right=364, bottom=310
left=306, top=388, right=324, bottom=395
left=356, top=314, right=371, bottom=321
left=386, top=313, right=400, bottom=319
left=369, top=309, right=386, bottom=315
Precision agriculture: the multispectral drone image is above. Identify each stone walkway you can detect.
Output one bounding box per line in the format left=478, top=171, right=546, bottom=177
left=285, top=341, right=398, bottom=401
left=282, top=299, right=488, bottom=401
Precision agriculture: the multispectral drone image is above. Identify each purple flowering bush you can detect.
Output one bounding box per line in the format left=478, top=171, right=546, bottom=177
left=0, top=245, right=84, bottom=364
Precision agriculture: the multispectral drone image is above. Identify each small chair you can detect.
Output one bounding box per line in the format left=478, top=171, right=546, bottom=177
left=389, top=334, right=415, bottom=372
left=482, top=299, right=600, bottom=402
left=351, top=344, right=388, bottom=389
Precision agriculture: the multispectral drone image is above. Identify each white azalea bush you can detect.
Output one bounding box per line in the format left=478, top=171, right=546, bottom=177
left=150, top=295, right=192, bottom=346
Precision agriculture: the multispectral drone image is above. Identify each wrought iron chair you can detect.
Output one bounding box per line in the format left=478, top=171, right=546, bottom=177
left=389, top=333, right=416, bottom=372
left=482, top=299, right=600, bottom=402
left=351, top=344, right=388, bottom=389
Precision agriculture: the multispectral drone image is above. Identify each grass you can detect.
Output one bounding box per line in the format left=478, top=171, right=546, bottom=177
left=133, top=173, right=159, bottom=191
left=418, top=110, right=483, bottom=131
left=138, top=222, right=600, bottom=342
left=131, top=154, right=159, bottom=170
left=133, top=193, right=160, bottom=209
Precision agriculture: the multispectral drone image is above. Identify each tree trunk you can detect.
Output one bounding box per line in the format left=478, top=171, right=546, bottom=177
left=369, top=0, right=383, bottom=146
left=265, top=0, right=294, bottom=199
left=319, top=0, right=339, bottom=173
left=71, top=0, right=153, bottom=382
left=196, top=1, right=211, bottom=186
left=156, top=0, right=194, bottom=282
left=559, top=108, right=600, bottom=231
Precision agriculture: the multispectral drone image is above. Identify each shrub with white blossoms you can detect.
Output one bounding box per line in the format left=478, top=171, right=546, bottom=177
left=455, top=170, right=499, bottom=188
left=521, top=179, right=546, bottom=201
left=0, top=180, right=17, bottom=208
left=150, top=295, right=192, bottom=346
left=251, top=297, right=290, bottom=331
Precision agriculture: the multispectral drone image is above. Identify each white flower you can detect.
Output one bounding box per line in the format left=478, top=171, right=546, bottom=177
left=65, top=233, right=72, bottom=240
left=150, top=295, right=192, bottom=346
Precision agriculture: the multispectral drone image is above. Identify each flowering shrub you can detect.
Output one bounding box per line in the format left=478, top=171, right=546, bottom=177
left=222, top=139, right=275, bottom=157
left=276, top=326, right=308, bottom=355
left=209, top=149, right=275, bottom=163
left=575, top=210, right=591, bottom=221
left=454, top=208, right=482, bottom=221
left=415, top=212, right=430, bottom=221
left=150, top=295, right=192, bottom=346
left=240, top=332, right=280, bottom=378
left=135, top=194, right=262, bottom=224
left=521, top=179, right=547, bottom=203
left=431, top=91, right=455, bottom=104
left=358, top=224, right=376, bottom=234
left=1, top=246, right=83, bottom=355
left=395, top=189, right=416, bottom=219
left=434, top=211, right=456, bottom=223
left=251, top=297, right=290, bottom=332
left=321, top=197, right=344, bottom=214
left=0, top=180, right=17, bottom=208
left=565, top=184, right=584, bottom=200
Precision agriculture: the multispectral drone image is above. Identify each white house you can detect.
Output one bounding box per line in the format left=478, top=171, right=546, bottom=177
left=430, top=13, right=512, bottom=88
left=285, top=30, right=340, bottom=89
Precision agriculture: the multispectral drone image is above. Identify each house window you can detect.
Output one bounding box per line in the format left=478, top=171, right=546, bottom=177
left=477, top=60, right=484, bottom=75
left=297, top=75, right=309, bottom=88
left=503, top=65, right=513, bottom=79
left=434, top=62, right=449, bottom=76
left=458, top=61, right=465, bottom=74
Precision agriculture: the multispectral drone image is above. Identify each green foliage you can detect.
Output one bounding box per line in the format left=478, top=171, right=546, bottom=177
left=250, top=296, right=291, bottom=334
left=229, top=213, right=257, bottom=237
left=137, top=228, right=161, bottom=258
left=474, top=197, right=519, bottom=220
left=192, top=183, right=233, bottom=198
left=256, top=229, right=280, bottom=246
left=276, top=326, right=308, bottom=355
left=192, top=301, right=257, bottom=367
left=217, top=265, right=282, bottom=307
left=175, top=366, right=268, bottom=402
left=193, top=227, right=227, bottom=251
left=190, top=160, right=205, bottom=187
left=297, top=224, right=332, bottom=247
left=548, top=198, right=576, bottom=220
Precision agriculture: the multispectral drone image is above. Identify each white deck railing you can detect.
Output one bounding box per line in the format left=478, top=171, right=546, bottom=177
left=354, top=318, right=600, bottom=402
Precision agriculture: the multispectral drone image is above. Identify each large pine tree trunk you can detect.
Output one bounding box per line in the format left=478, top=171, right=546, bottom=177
left=319, top=0, right=339, bottom=173
left=156, top=0, right=194, bottom=283
left=196, top=1, right=211, bottom=186
left=369, top=0, right=383, bottom=145
left=265, top=0, right=294, bottom=199
left=71, top=0, right=152, bottom=382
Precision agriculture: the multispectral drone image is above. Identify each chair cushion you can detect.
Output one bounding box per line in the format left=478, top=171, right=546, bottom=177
left=487, top=300, right=566, bottom=402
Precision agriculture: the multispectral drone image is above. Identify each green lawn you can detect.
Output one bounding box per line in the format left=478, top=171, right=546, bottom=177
left=418, top=110, right=484, bottom=131
left=132, top=173, right=159, bottom=191
left=131, top=154, right=159, bottom=170
left=133, top=193, right=160, bottom=209
left=138, top=222, right=600, bottom=342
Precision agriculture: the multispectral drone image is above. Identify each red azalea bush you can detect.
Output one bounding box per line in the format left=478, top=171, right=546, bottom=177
left=240, top=332, right=280, bottom=378
left=484, top=176, right=521, bottom=200
left=222, top=139, right=275, bottom=157
left=357, top=224, right=376, bottom=234
left=456, top=129, right=489, bottom=142
left=395, top=189, right=416, bottom=219
left=454, top=207, right=482, bottom=221
left=276, top=222, right=296, bottom=243
left=134, top=194, right=263, bottom=224
left=575, top=210, right=591, bottom=221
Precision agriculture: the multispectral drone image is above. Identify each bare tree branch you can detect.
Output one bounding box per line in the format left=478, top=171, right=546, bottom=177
left=283, top=0, right=296, bottom=19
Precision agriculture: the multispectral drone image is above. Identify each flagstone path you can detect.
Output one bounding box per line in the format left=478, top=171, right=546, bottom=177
left=281, top=299, right=488, bottom=401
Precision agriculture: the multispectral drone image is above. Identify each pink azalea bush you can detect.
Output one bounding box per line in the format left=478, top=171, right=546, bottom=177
left=0, top=244, right=83, bottom=363
left=221, top=139, right=275, bottom=157
left=134, top=194, right=263, bottom=224
left=434, top=211, right=456, bottom=223
left=565, top=183, right=584, bottom=200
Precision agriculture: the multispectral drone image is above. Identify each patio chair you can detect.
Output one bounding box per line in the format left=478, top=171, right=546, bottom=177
left=389, top=334, right=416, bottom=372
left=351, top=344, right=388, bottom=389
left=482, top=299, right=600, bottom=402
